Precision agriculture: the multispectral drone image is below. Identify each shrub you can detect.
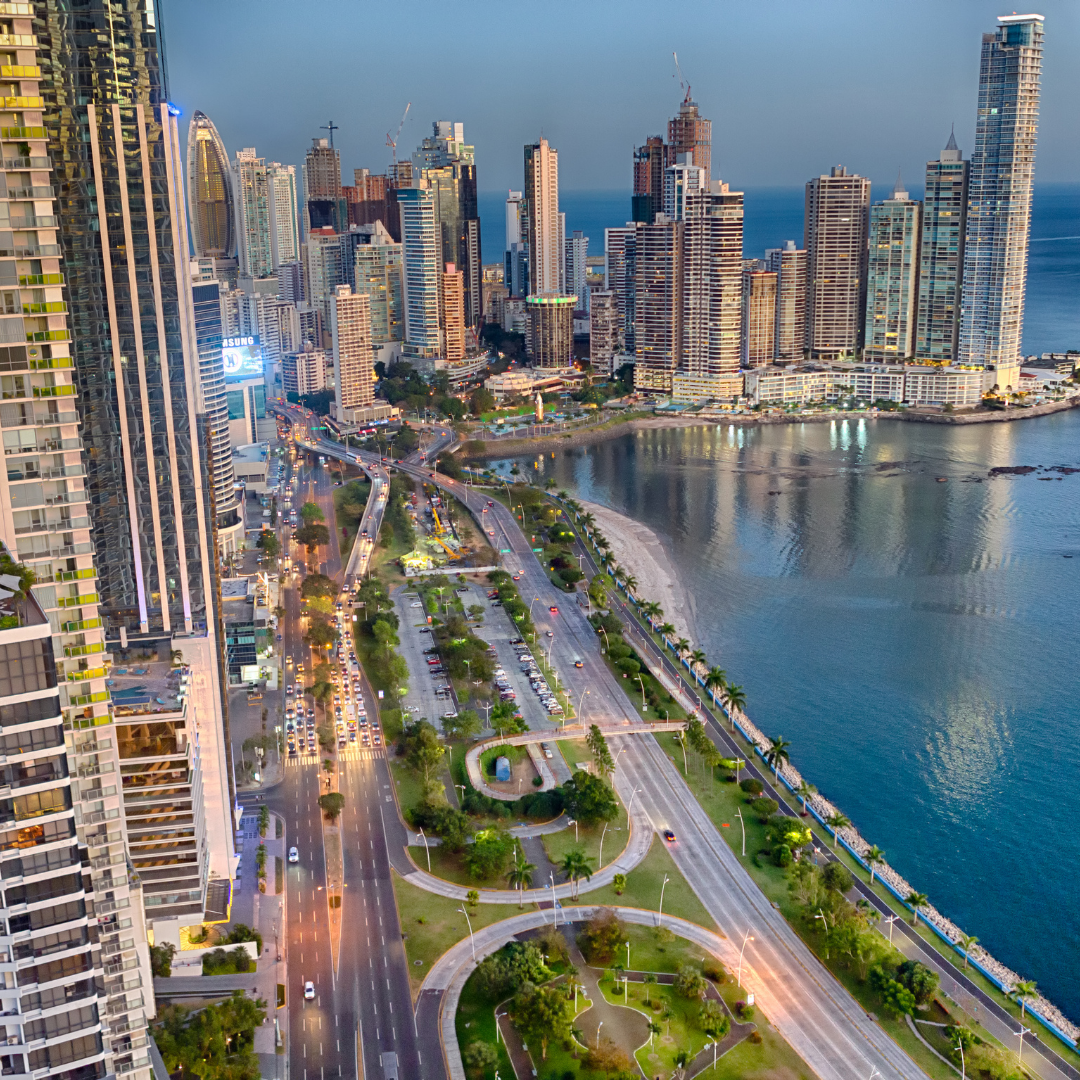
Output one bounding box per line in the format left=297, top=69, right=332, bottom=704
left=699, top=999, right=730, bottom=1039
left=703, top=957, right=726, bottom=982
left=881, top=980, right=917, bottom=1016
left=577, top=909, right=625, bottom=965
left=751, top=796, right=779, bottom=822
left=822, top=862, right=854, bottom=894
left=740, top=778, right=764, bottom=797
left=673, top=965, right=708, bottom=1001
left=773, top=843, right=793, bottom=867
left=737, top=1001, right=755, bottom=1021
left=583, top=1039, right=634, bottom=1074
left=897, top=960, right=939, bottom=1005
left=463, top=1041, right=498, bottom=1073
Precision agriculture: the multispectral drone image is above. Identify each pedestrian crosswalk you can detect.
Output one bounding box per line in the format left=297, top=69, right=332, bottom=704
left=284, top=748, right=384, bottom=768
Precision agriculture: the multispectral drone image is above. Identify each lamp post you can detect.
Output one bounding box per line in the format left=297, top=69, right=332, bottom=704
left=417, top=827, right=430, bottom=872
left=736, top=807, right=746, bottom=857
left=955, top=1038, right=966, bottom=1080
left=577, top=686, right=589, bottom=721
left=598, top=820, right=609, bottom=869
left=457, top=906, right=475, bottom=960
left=658, top=874, right=670, bottom=928
left=626, top=940, right=630, bottom=970
left=884, top=914, right=899, bottom=944
left=1016, top=1027, right=1032, bottom=1068
left=627, top=787, right=642, bottom=814
left=613, top=747, right=626, bottom=777
left=549, top=871, right=558, bottom=926
left=568, top=818, right=578, bottom=843
left=737, top=929, right=755, bottom=988
left=596, top=1021, right=603, bottom=1048
left=635, top=675, right=646, bottom=711
left=598, top=625, right=610, bottom=655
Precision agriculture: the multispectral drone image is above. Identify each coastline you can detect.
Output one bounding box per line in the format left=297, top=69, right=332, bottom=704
left=577, top=499, right=698, bottom=646
left=461, top=395, right=1080, bottom=460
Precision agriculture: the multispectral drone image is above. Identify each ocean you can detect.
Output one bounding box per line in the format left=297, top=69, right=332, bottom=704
left=478, top=183, right=1080, bottom=357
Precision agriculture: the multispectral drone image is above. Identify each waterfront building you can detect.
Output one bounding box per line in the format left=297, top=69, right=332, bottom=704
left=331, top=285, right=375, bottom=422
left=633, top=215, right=682, bottom=392
left=397, top=186, right=442, bottom=360
left=526, top=294, right=575, bottom=367
left=186, top=110, right=233, bottom=260
left=958, top=14, right=1043, bottom=369
left=767, top=241, right=808, bottom=363
left=804, top=165, right=871, bottom=359
left=743, top=269, right=778, bottom=367
left=524, top=138, right=562, bottom=295
left=681, top=184, right=744, bottom=390
left=604, top=223, right=642, bottom=352
left=864, top=177, right=921, bottom=362
left=303, top=137, right=346, bottom=236
left=504, top=190, right=527, bottom=296
left=36, top=0, right=236, bottom=931
left=667, top=92, right=711, bottom=180
left=565, top=230, right=590, bottom=310
left=442, top=264, right=466, bottom=361
left=633, top=134, right=665, bottom=224
left=915, top=133, right=969, bottom=363
left=589, top=291, right=619, bottom=376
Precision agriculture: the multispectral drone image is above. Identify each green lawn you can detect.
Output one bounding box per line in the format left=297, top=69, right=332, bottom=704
left=409, top=843, right=512, bottom=890
left=612, top=923, right=708, bottom=976
left=455, top=962, right=518, bottom=1080
left=542, top=799, right=628, bottom=872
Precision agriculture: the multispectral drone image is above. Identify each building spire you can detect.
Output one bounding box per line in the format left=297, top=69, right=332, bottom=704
left=941, top=125, right=962, bottom=162
left=891, top=169, right=908, bottom=200
left=945, top=123, right=959, bottom=152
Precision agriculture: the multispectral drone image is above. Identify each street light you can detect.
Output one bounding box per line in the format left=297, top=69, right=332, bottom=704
left=568, top=818, right=578, bottom=843
left=955, top=1038, right=966, bottom=1080
left=457, top=906, right=475, bottom=960
left=417, top=827, right=430, bottom=873
left=596, top=1020, right=603, bottom=1048
left=549, top=871, right=558, bottom=926
left=737, top=929, right=755, bottom=988
left=635, top=675, right=646, bottom=711
left=736, top=807, right=746, bottom=857
left=658, top=874, right=670, bottom=928
left=627, top=787, right=642, bottom=814
left=1015, top=1027, right=1032, bottom=1068
left=884, top=914, right=899, bottom=944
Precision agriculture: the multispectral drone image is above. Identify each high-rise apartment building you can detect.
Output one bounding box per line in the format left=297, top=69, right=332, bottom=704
left=958, top=14, right=1043, bottom=369
left=804, top=165, right=871, bottom=359
left=304, top=228, right=345, bottom=335
left=233, top=149, right=300, bottom=279
left=504, top=190, right=528, bottom=297
left=663, top=156, right=703, bottom=222
left=565, top=230, right=589, bottom=310
left=589, top=291, right=619, bottom=375
left=864, top=178, right=921, bottom=361
left=278, top=260, right=304, bottom=304
left=667, top=93, right=711, bottom=180
left=681, top=185, right=743, bottom=379
left=915, top=133, right=969, bottom=363
left=346, top=168, right=390, bottom=228
left=354, top=227, right=403, bottom=346
left=634, top=216, right=683, bottom=391
left=525, top=295, right=574, bottom=367
left=604, top=223, right=642, bottom=352
left=331, top=285, right=374, bottom=421
left=36, top=0, right=235, bottom=935
left=442, top=264, right=466, bottom=361
left=186, top=111, right=233, bottom=260
left=633, top=135, right=665, bottom=224
left=397, top=186, right=442, bottom=359
left=767, top=241, right=808, bottom=362
left=268, top=161, right=300, bottom=266
left=524, top=138, right=562, bottom=295
left=742, top=269, right=778, bottom=367
left=283, top=344, right=327, bottom=397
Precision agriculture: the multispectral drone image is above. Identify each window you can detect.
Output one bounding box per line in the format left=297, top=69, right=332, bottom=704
left=0, top=816, right=74, bottom=853
left=0, top=641, right=57, bottom=698
left=226, top=389, right=246, bottom=420
left=0, top=723, right=63, bottom=754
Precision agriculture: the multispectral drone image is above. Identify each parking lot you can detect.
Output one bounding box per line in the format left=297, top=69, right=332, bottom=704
left=393, top=586, right=458, bottom=732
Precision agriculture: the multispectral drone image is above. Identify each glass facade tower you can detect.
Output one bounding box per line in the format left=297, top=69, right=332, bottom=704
left=185, top=110, right=233, bottom=260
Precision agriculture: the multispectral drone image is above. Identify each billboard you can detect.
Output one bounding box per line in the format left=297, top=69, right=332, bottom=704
left=222, top=336, right=263, bottom=380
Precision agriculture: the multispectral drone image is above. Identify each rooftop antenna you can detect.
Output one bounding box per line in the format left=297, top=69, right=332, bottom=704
left=673, top=51, right=690, bottom=102
left=386, top=102, right=411, bottom=169
left=320, top=120, right=338, bottom=148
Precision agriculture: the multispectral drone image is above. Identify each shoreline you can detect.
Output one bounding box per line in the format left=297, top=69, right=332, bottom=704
left=460, top=396, right=1080, bottom=460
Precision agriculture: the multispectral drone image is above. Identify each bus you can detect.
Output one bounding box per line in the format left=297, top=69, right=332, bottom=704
left=318, top=455, right=326, bottom=466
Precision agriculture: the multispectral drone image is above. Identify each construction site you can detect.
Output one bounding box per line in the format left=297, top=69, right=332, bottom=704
left=399, top=482, right=474, bottom=574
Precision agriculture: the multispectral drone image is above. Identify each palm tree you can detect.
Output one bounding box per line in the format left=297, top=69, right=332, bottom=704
left=826, top=812, right=850, bottom=851
left=595, top=535, right=610, bottom=551
left=905, top=891, right=929, bottom=927
left=765, top=736, right=790, bottom=779
left=557, top=490, right=570, bottom=501
left=643, top=973, right=657, bottom=1005
left=658, top=622, right=676, bottom=639
left=559, top=850, right=594, bottom=900
left=624, top=575, right=638, bottom=596
left=545, top=477, right=557, bottom=490
left=581, top=512, right=596, bottom=531
left=613, top=566, right=627, bottom=584
left=703, top=746, right=723, bottom=783
left=723, top=684, right=746, bottom=731
left=797, top=781, right=817, bottom=816
left=1010, top=980, right=1037, bottom=1018
left=647, top=1020, right=662, bottom=1047
left=690, top=648, right=707, bottom=672
left=957, top=934, right=978, bottom=969
left=600, top=551, right=615, bottom=570
left=676, top=637, right=691, bottom=656
left=704, top=667, right=727, bottom=704
left=864, top=845, right=885, bottom=884
left=641, top=601, right=662, bottom=624
left=506, top=850, right=536, bottom=909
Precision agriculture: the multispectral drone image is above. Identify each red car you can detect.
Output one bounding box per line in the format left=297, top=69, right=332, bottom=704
left=550, top=606, right=559, bottom=614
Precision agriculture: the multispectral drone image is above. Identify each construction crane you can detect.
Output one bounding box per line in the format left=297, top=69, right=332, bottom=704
left=431, top=506, right=447, bottom=536
left=386, top=102, right=411, bottom=168
left=673, top=50, right=691, bottom=102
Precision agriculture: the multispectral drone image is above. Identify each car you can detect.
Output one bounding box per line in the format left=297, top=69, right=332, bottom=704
left=482, top=507, right=488, bottom=514
left=276, top=633, right=283, bottom=641
left=545, top=630, right=554, bottom=637
left=549, top=606, right=559, bottom=614
left=288, top=847, right=299, bottom=864
left=574, top=659, right=584, bottom=668
left=410, top=601, right=423, bottom=608
left=304, top=981, right=315, bottom=1000
left=662, top=829, right=676, bottom=843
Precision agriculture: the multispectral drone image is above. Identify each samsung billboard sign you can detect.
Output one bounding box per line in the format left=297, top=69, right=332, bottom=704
left=222, top=336, right=264, bottom=380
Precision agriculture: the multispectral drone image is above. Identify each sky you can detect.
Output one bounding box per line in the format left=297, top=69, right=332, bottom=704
left=165, top=0, right=1080, bottom=194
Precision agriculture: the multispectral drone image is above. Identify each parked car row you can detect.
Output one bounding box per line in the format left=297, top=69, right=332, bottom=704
left=515, top=646, right=563, bottom=715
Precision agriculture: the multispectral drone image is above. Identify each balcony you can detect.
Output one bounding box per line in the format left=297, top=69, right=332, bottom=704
left=19, top=274, right=62, bottom=288
left=11, top=246, right=58, bottom=258
left=54, top=568, right=95, bottom=583
left=22, top=302, right=66, bottom=316
left=25, top=330, right=70, bottom=344
left=12, top=516, right=89, bottom=534
left=61, top=617, right=101, bottom=632
left=0, top=39, right=38, bottom=52
left=66, top=667, right=105, bottom=683
left=29, top=356, right=71, bottom=370
left=63, top=643, right=103, bottom=659
left=31, top=385, right=75, bottom=399
left=0, top=97, right=42, bottom=109
left=0, top=66, right=41, bottom=80
left=57, top=592, right=98, bottom=608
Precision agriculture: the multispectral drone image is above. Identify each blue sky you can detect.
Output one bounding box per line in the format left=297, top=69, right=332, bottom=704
left=166, top=0, right=1079, bottom=192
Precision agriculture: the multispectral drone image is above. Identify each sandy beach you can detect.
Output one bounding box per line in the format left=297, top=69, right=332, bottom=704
left=579, top=498, right=699, bottom=647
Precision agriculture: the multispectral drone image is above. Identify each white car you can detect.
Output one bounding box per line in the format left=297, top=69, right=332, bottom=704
left=288, top=846, right=299, bottom=864
left=410, top=602, right=423, bottom=608
left=304, top=981, right=315, bottom=1000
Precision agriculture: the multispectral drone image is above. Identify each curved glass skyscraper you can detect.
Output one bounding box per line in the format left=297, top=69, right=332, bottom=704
left=187, top=110, right=234, bottom=259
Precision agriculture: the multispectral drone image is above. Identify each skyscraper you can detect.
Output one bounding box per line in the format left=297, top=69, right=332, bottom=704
left=504, top=190, right=528, bottom=297
left=634, top=216, right=683, bottom=391
left=525, top=295, right=575, bottom=367
left=442, top=263, right=466, bottom=361
left=269, top=160, right=301, bottom=266
left=863, top=177, right=921, bottom=361
left=186, top=110, right=233, bottom=260
left=524, top=138, right=562, bottom=295
left=915, top=133, right=969, bottom=363
left=36, top=0, right=236, bottom=927
left=234, top=149, right=301, bottom=279
left=663, top=156, right=704, bottom=222
left=604, top=223, right=642, bottom=352
left=354, top=226, right=404, bottom=347
left=397, top=186, right=442, bottom=359
left=303, top=137, right=345, bottom=235
left=305, top=228, right=345, bottom=335
left=331, top=285, right=374, bottom=421
left=667, top=92, right=711, bottom=180
left=590, top=291, right=619, bottom=375
left=958, top=14, right=1043, bottom=369
left=681, top=184, right=744, bottom=380
left=742, top=269, right=778, bottom=367
left=767, top=242, right=808, bottom=363
left=565, top=230, right=589, bottom=310
left=804, top=166, right=871, bottom=359
left=633, top=135, right=665, bottom=224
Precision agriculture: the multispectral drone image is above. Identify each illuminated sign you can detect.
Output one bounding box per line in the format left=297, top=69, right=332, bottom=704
left=222, top=336, right=264, bottom=380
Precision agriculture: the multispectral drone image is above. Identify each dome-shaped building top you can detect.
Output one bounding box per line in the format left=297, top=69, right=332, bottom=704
left=186, top=110, right=234, bottom=259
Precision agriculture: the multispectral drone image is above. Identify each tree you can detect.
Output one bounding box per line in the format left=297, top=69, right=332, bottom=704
left=559, top=848, right=594, bottom=900
left=469, top=387, right=495, bottom=416
left=612, top=872, right=626, bottom=895
left=511, top=982, right=573, bottom=1061
left=704, top=667, right=727, bottom=700
left=305, top=618, right=339, bottom=650
left=300, top=501, right=325, bottom=525
left=764, top=735, right=790, bottom=778
left=296, top=522, right=331, bottom=551
left=467, top=603, right=485, bottom=623
left=150, top=941, right=176, bottom=978
left=506, top=849, right=536, bottom=909
left=256, top=530, right=279, bottom=558
left=751, top=796, right=779, bottom=822
left=699, top=999, right=730, bottom=1039
left=905, top=891, right=929, bottom=927
left=957, top=934, right=978, bottom=969
left=797, top=781, right=817, bottom=814
left=463, top=1041, right=498, bottom=1074
left=441, top=710, right=481, bottom=741
left=576, top=909, right=624, bottom=964
left=643, top=972, right=657, bottom=1004
left=826, top=813, right=850, bottom=851
left=673, top=965, right=708, bottom=1000
left=155, top=990, right=266, bottom=1080
left=898, top=960, right=939, bottom=1005
left=724, top=684, right=747, bottom=728
left=690, top=648, right=707, bottom=671
left=464, top=828, right=515, bottom=880
left=675, top=637, right=690, bottom=656
left=318, top=792, right=345, bottom=821
left=560, top=771, right=618, bottom=827
left=864, top=845, right=885, bottom=884
left=588, top=573, right=608, bottom=609
left=301, top=573, right=336, bottom=599
left=881, top=979, right=917, bottom=1017
left=403, top=720, right=446, bottom=784
left=658, top=622, right=675, bottom=638
left=1010, top=980, right=1038, bottom=1017
left=822, top=862, right=854, bottom=895
left=466, top=889, right=479, bottom=908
